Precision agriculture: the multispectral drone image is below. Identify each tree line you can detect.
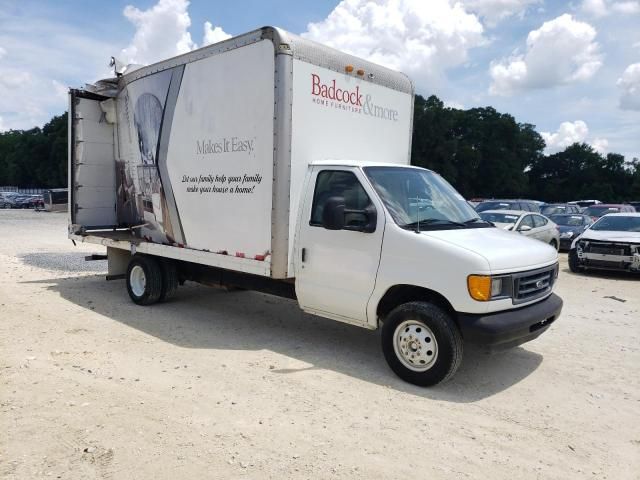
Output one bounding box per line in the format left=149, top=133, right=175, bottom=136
left=0, top=112, right=67, bottom=188
left=0, top=95, right=639, bottom=202
left=411, top=95, right=640, bottom=202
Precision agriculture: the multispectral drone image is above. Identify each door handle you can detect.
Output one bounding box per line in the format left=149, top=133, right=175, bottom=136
left=301, top=247, right=306, bottom=262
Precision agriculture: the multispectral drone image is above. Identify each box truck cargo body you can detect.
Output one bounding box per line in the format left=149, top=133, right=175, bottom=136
left=70, top=28, right=413, bottom=279
left=70, top=27, right=562, bottom=386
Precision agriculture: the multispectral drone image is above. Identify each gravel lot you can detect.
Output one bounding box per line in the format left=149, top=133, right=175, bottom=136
left=1, top=209, right=639, bottom=479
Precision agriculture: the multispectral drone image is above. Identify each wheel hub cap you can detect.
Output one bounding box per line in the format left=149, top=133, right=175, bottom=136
left=393, top=320, right=439, bottom=372
left=130, top=265, right=147, bottom=298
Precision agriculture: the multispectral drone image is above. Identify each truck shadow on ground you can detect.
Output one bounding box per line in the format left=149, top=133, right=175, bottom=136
left=28, top=273, right=545, bottom=403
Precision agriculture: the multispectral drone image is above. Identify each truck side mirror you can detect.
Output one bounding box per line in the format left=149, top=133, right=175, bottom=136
left=322, top=196, right=345, bottom=230
left=360, top=204, right=377, bottom=233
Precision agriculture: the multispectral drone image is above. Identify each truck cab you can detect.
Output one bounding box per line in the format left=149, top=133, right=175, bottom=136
left=294, top=161, right=561, bottom=385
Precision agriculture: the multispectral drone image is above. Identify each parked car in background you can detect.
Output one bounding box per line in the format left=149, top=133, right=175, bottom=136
left=0, top=192, right=21, bottom=208
left=13, top=195, right=37, bottom=208
left=541, top=203, right=582, bottom=216
left=27, top=195, right=44, bottom=209
left=583, top=204, right=636, bottom=220
left=549, top=214, right=593, bottom=250
left=475, top=199, right=541, bottom=213
left=569, top=200, right=601, bottom=209
left=569, top=213, right=640, bottom=274
left=479, top=210, right=560, bottom=249
left=43, top=189, right=68, bottom=212
left=0, top=192, right=13, bottom=208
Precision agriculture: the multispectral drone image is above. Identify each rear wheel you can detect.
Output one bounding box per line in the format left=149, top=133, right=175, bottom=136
left=568, top=249, right=581, bottom=273
left=549, top=239, right=558, bottom=251
left=159, top=260, right=179, bottom=301
left=381, top=302, right=463, bottom=386
left=126, top=255, right=163, bottom=305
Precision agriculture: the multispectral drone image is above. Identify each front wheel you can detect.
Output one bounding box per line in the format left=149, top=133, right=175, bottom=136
left=381, top=302, right=463, bottom=386
left=568, top=249, right=581, bottom=273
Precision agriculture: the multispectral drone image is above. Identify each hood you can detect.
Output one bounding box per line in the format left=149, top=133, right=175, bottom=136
left=423, top=227, right=557, bottom=273
left=579, top=229, right=640, bottom=243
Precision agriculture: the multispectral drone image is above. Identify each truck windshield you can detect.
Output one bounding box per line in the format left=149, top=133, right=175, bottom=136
left=364, top=167, right=487, bottom=230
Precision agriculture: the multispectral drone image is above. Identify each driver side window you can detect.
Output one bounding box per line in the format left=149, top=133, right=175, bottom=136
left=310, top=170, right=372, bottom=228
left=519, top=214, right=534, bottom=229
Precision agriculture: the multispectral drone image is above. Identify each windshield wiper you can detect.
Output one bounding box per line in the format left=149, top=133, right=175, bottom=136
left=400, top=218, right=467, bottom=231
left=462, top=217, right=492, bottom=225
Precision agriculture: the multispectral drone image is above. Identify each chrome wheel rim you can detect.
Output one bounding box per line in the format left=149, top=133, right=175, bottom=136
left=393, top=320, right=438, bottom=372
left=130, top=265, right=147, bottom=298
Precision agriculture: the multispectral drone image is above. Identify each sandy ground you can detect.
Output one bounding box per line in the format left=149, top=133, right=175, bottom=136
left=0, top=209, right=638, bottom=480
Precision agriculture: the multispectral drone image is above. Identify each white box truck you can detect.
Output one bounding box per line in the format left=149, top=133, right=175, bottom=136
left=69, top=26, right=562, bottom=386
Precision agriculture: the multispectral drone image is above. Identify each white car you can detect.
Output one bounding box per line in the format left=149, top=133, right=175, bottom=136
left=479, top=210, right=560, bottom=250
left=569, top=213, right=640, bottom=273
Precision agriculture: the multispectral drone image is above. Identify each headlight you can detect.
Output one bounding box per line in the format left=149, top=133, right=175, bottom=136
left=467, top=275, right=511, bottom=301
left=560, top=231, right=574, bottom=238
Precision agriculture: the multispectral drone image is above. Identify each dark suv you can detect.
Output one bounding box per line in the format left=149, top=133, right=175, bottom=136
left=475, top=199, right=541, bottom=213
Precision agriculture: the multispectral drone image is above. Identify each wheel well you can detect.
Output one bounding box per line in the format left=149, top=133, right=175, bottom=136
left=376, top=285, right=456, bottom=324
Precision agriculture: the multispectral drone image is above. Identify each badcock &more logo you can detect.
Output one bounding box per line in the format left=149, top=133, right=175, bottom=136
left=310, top=73, right=399, bottom=122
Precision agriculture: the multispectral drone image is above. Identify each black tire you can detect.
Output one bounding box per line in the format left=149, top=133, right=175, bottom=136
left=126, top=255, right=163, bottom=305
left=381, top=301, right=463, bottom=387
left=549, top=239, right=558, bottom=251
left=568, top=249, right=581, bottom=273
left=159, top=260, right=179, bottom=302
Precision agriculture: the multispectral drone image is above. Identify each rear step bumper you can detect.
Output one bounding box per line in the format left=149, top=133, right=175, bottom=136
left=456, top=293, right=563, bottom=350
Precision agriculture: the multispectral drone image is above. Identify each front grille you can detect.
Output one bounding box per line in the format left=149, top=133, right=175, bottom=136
left=585, top=259, right=624, bottom=269
left=585, top=242, right=631, bottom=256
left=512, top=265, right=557, bottom=304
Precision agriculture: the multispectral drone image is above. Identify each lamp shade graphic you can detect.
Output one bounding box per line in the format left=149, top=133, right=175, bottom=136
left=134, top=93, right=163, bottom=165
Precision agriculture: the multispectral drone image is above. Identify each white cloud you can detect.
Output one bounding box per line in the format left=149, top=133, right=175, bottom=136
left=0, top=116, right=6, bottom=132
left=540, top=120, right=608, bottom=154
left=489, top=14, right=602, bottom=95
left=202, top=21, right=231, bottom=46
left=0, top=70, right=32, bottom=89
left=303, top=0, right=485, bottom=91
left=461, top=0, right=541, bottom=27
left=0, top=10, right=115, bottom=131
left=612, top=1, right=640, bottom=13
left=120, top=0, right=232, bottom=64
left=581, top=0, right=609, bottom=16
left=120, top=0, right=196, bottom=65
left=0, top=47, right=6, bottom=60
left=52, top=80, right=68, bottom=103
left=581, top=0, right=640, bottom=16
left=592, top=137, right=609, bottom=153
left=617, top=63, right=640, bottom=110
left=444, top=99, right=465, bottom=109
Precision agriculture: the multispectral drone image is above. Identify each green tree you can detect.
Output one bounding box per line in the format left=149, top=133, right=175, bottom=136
left=0, top=112, right=67, bottom=187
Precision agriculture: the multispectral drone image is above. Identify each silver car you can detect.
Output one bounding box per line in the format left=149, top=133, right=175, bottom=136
left=479, top=210, right=560, bottom=250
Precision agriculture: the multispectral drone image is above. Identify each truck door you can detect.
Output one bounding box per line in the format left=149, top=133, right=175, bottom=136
left=295, top=167, right=385, bottom=324
left=69, top=89, right=117, bottom=232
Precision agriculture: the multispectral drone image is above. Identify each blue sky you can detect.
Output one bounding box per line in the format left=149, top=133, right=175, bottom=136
left=1, top=0, right=639, bottom=159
